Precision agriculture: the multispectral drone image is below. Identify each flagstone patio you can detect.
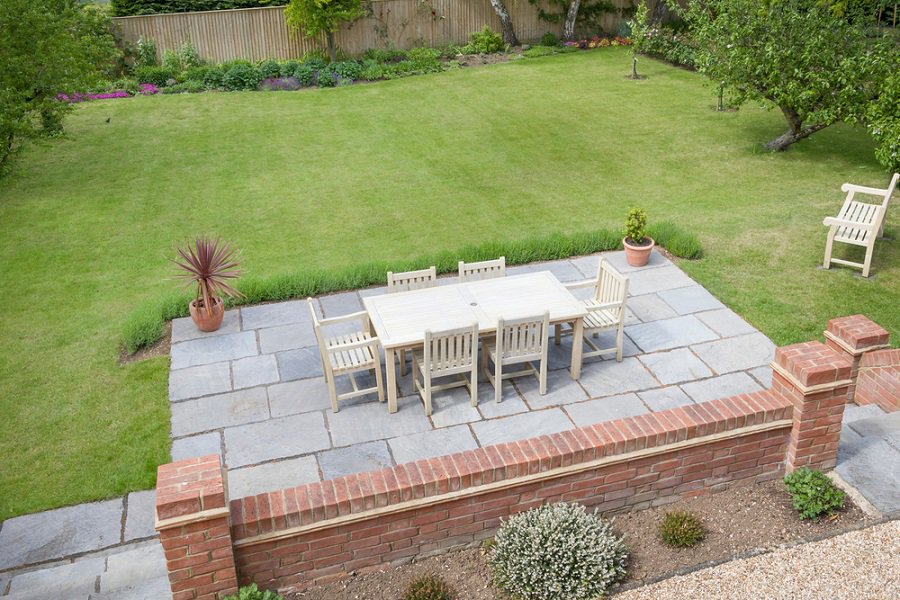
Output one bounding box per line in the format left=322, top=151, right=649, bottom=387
left=167, top=250, right=777, bottom=500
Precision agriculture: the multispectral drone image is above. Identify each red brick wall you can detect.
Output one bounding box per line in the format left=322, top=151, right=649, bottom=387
left=856, top=348, right=900, bottom=412
left=824, top=314, right=891, bottom=403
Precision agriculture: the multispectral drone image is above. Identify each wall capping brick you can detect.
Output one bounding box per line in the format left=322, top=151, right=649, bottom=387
left=825, top=315, right=890, bottom=355
left=770, top=361, right=853, bottom=395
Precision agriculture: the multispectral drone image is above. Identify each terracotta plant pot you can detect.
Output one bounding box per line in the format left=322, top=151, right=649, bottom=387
left=189, top=297, right=225, bottom=332
left=623, top=236, right=655, bottom=267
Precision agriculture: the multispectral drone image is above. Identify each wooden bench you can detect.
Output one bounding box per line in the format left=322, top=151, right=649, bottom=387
left=823, top=173, right=898, bottom=277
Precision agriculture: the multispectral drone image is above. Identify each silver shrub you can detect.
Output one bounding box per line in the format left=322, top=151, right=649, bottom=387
left=489, top=502, right=628, bottom=600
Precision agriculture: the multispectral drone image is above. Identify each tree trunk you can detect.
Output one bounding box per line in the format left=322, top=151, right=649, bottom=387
left=489, top=0, right=518, bottom=46
left=326, top=30, right=337, bottom=63
left=649, top=0, right=671, bottom=26
left=764, top=106, right=827, bottom=151
left=563, top=0, right=581, bottom=41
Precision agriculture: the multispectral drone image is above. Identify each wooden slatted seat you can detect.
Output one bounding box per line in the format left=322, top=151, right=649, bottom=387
left=387, top=267, right=438, bottom=377
left=483, top=312, right=550, bottom=403
left=411, top=323, right=479, bottom=416
left=823, top=173, right=898, bottom=277
left=556, top=257, right=629, bottom=363
left=308, top=298, right=384, bottom=413
left=458, top=256, right=506, bottom=282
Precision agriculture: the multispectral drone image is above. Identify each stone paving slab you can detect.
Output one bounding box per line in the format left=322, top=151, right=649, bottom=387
left=319, top=292, right=363, bottom=317
left=0, top=500, right=123, bottom=570
left=170, top=331, right=258, bottom=370
left=680, top=372, right=763, bottom=404
left=170, top=431, right=221, bottom=462
left=327, top=398, right=432, bottom=447
left=258, top=323, right=315, bottom=355
left=274, top=346, right=323, bottom=380
left=657, top=286, right=725, bottom=315
left=626, top=294, right=678, bottom=323
left=168, top=362, right=231, bottom=401
left=228, top=456, right=320, bottom=498
left=470, top=409, right=574, bottom=447
left=564, top=393, right=649, bottom=428
left=695, top=308, right=757, bottom=338
left=268, top=377, right=331, bottom=417
left=517, top=369, right=589, bottom=410
left=625, top=315, right=719, bottom=353
left=170, top=387, right=269, bottom=438
left=98, top=543, right=166, bottom=593
left=240, top=300, right=310, bottom=331
left=847, top=410, right=900, bottom=438
left=5, top=556, right=106, bottom=599
left=123, top=491, right=156, bottom=542
left=224, top=412, right=331, bottom=468
left=90, top=576, right=171, bottom=600
left=749, top=366, right=773, bottom=388
left=835, top=436, right=900, bottom=514
left=388, top=425, right=479, bottom=465
left=318, top=441, right=393, bottom=481
left=627, top=266, right=697, bottom=296
left=691, top=332, right=776, bottom=375
left=638, top=348, right=712, bottom=385
left=578, top=356, right=659, bottom=398
left=232, top=355, right=279, bottom=389
left=170, top=310, right=240, bottom=344
left=638, top=386, right=695, bottom=412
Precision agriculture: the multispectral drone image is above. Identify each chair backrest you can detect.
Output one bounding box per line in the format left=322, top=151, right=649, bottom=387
left=387, top=266, right=437, bottom=293
left=458, top=256, right=506, bottom=282
left=593, top=257, right=629, bottom=309
left=307, top=297, right=330, bottom=372
left=423, top=323, right=478, bottom=376
left=495, top=312, right=549, bottom=361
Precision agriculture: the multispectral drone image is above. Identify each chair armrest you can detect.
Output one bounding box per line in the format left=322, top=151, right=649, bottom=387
left=586, top=301, right=624, bottom=311
left=823, top=217, right=878, bottom=230
left=329, top=336, right=381, bottom=352
left=319, top=310, right=370, bottom=327
left=564, top=279, right=596, bottom=290
left=841, top=183, right=888, bottom=196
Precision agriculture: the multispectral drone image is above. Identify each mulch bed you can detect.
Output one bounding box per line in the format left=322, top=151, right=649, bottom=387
left=290, top=479, right=868, bottom=600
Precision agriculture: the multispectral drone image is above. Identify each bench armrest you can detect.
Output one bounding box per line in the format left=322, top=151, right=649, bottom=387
left=841, top=183, right=889, bottom=196
left=823, top=217, right=878, bottom=230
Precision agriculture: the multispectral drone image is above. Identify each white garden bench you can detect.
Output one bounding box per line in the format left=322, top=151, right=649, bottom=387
left=822, top=173, right=898, bottom=277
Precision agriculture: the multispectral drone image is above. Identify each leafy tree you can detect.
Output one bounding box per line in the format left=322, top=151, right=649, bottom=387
left=672, top=0, right=895, bottom=152
left=0, top=0, right=119, bottom=174
left=284, top=0, right=365, bottom=63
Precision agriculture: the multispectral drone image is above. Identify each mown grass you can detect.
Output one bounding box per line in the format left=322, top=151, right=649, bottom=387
left=0, top=47, right=896, bottom=520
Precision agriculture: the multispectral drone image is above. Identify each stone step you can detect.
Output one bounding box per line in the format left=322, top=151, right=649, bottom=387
left=89, top=576, right=171, bottom=600
left=848, top=409, right=900, bottom=439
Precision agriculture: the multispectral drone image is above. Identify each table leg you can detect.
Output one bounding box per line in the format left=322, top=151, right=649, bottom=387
left=570, top=317, right=584, bottom=380
left=386, top=347, right=398, bottom=413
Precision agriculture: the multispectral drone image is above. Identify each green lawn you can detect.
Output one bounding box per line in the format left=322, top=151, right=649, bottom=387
left=0, top=48, right=897, bottom=520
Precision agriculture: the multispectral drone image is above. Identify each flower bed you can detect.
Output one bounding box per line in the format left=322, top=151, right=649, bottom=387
left=57, top=83, right=158, bottom=103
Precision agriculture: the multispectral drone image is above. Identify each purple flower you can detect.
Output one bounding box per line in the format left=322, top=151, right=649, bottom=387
left=259, top=76, right=302, bottom=91
left=139, top=83, right=159, bottom=95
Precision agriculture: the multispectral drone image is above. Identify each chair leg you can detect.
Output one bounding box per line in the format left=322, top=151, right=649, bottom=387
left=494, top=358, right=503, bottom=404
left=399, top=348, right=408, bottom=376
left=539, top=358, right=547, bottom=395
left=470, top=362, right=478, bottom=407
left=823, top=229, right=835, bottom=269
left=554, top=323, right=561, bottom=346
left=374, top=356, right=385, bottom=404
left=615, top=324, right=624, bottom=362
left=326, top=373, right=339, bottom=413
left=862, top=243, right=874, bottom=277
left=424, top=372, right=432, bottom=417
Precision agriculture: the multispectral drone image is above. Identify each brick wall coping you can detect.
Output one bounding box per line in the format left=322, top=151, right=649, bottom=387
left=859, top=348, right=900, bottom=369
left=771, top=341, right=853, bottom=393
left=229, top=390, right=793, bottom=549
left=825, top=315, right=891, bottom=356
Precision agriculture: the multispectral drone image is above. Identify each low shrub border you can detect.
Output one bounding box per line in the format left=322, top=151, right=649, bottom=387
left=122, top=223, right=702, bottom=353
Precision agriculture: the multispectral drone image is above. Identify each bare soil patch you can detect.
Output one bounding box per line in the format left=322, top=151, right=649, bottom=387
left=290, top=479, right=868, bottom=600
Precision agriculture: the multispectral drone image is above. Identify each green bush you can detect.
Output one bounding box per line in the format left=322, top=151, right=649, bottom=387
left=402, top=574, right=454, bottom=600
left=111, top=1, right=274, bottom=17
left=658, top=510, right=705, bottom=548
left=222, top=583, right=283, bottom=600
left=540, top=32, right=559, bottom=46
left=330, top=60, right=362, bottom=81
left=258, top=59, right=281, bottom=79
left=134, top=37, right=157, bottom=67
left=202, top=65, right=226, bottom=88
left=624, top=207, right=648, bottom=243
left=179, top=42, right=202, bottom=69
left=523, top=45, right=557, bottom=58
left=490, top=502, right=627, bottom=600
left=316, top=70, right=336, bottom=87
left=359, top=60, right=385, bottom=81
left=184, top=65, right=212, bottom=83
left=293, top=64, right=316, bottom=86
left=363, top=47, right=408, bottom=63
left=464, top=26, right=506, bottom=54
left=302, top=52, right=328, bottom=70
left=161, top=80, right=206, bottom=94
left=223, top=63, right=262, bottom=90
left=784, top=468, right=845, bottom=519
left=407, top=47, right=443, bottom=73
left=133, top=65, right=176, bottom=86
left=279, top=60, right=300, bottom=77
left=122, top=225, right=702, bottom=353
left=161, top=48, right=182, bottom=72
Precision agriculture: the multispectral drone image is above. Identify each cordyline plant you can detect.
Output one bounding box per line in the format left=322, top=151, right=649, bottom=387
left=173, top=237, right=242, bottom=316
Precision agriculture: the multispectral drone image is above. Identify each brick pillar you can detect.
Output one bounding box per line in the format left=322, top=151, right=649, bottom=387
left=155, top=455, right=239, bottom=600
left=771, top=341, right=853, bottom=473
left=823, top=315, right=890, bottom=403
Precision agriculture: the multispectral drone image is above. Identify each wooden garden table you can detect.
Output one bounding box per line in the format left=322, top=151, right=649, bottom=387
left=363, top=271, right=588, bottom=413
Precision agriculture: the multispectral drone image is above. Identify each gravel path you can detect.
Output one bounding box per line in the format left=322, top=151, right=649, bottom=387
left=615, top=520, right=900, bottom=599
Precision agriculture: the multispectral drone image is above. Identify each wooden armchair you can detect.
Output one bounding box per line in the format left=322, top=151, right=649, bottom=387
left=458, top=256, right=506, bottom=282
left=555, top=257, right=629, bottom=363
left=308, top=298, right=384, bottom=413
left=823, top=173, right=898, bottom=277
left=411, top=323, right=479, bottom=416
left=483, top=312, right=550, bottom=404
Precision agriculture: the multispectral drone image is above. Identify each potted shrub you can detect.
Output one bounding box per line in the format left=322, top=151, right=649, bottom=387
left=623, top=207, right=655, bottom=267
left=174, top=237, right=242, bottom=332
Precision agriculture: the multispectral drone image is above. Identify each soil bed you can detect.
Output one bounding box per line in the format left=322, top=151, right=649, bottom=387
left=290, top=479, right=867, bottom=599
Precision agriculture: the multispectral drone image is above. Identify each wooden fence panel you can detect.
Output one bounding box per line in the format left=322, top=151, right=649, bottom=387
left=112, top=1, right=632, bottom=63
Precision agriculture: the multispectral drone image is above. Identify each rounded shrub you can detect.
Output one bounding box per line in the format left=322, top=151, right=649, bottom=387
left=280, top=60, right=300, bottom=78
left=292, top=64, right=316, bottom=86
left=133, top=65, right=176, bottom=86
left=541, top=32, right=559, bottom=46
left=658, top=510, right=705, bottom=548
left=784, top=467, right=845, bottom=519
left=330, top=60, right=362, bottom=81
left=489, top=502, right=628, bottom=600
left=302, top=56, right=328, bottom=71
left=402, top=574, right=454, bottom=600
left=258, top=59, right=281, bottom=79
left=223, top=63, right=262, bottom=91
left=316, top=70, right=336, bottom=88
left=201, top=65, right=226, bottom=89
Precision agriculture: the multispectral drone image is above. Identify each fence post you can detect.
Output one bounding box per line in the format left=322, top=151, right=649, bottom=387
left=771, top=341, right=853, bottom=473
left=823, top=314, right=890, bottom=403
left=155, top=455, right=239, bottom=600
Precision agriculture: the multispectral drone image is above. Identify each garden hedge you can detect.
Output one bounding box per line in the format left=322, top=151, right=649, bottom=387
left=111, top=0, right=278, bottom=17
